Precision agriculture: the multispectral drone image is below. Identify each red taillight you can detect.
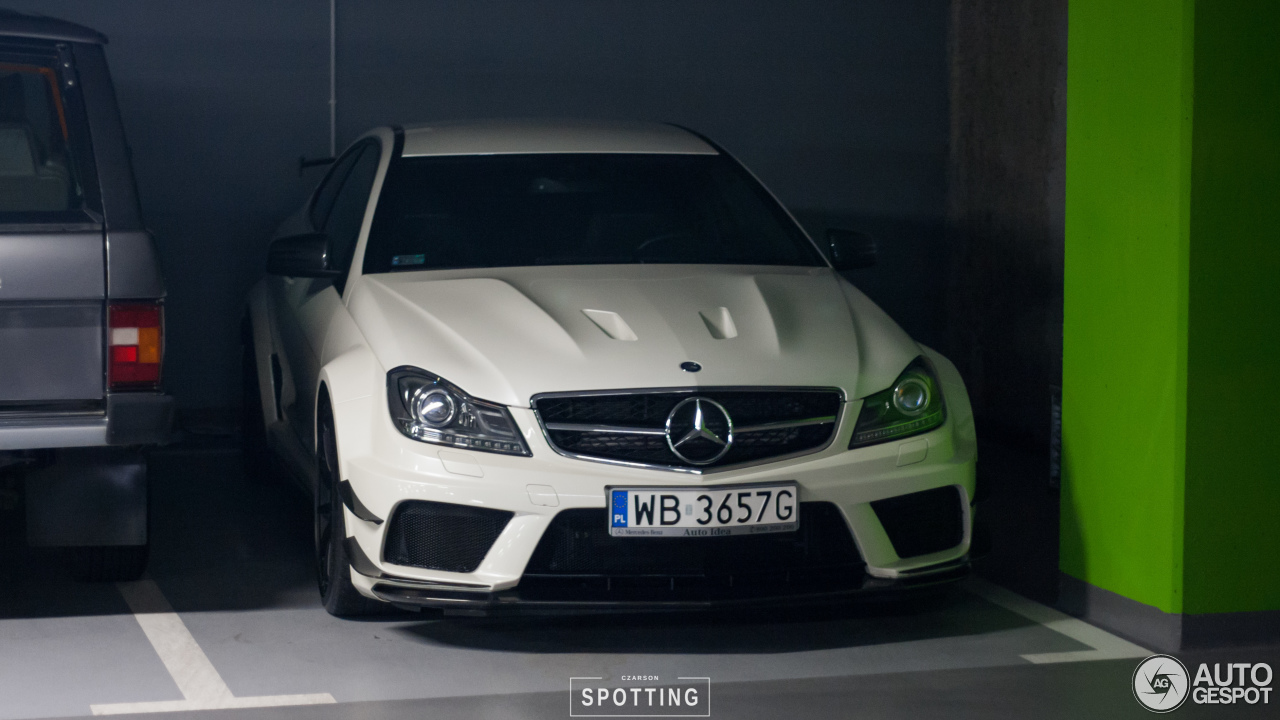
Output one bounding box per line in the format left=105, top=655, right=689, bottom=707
left=109, top=302, right=163, bottom=390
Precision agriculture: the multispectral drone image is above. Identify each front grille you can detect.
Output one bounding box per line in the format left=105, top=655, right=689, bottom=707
left=534, top=389, right=842, bottom=470
left=520, top=502, right=864, bottom=601
left=871, top=486, right=964, bottom=559
left=383, top=501, right=513, bottom=573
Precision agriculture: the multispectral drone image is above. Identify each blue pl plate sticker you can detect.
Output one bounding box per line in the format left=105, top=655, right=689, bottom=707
left=391, top=254, right=425, bottom=267
left=611, top=490, right=628, bottom=527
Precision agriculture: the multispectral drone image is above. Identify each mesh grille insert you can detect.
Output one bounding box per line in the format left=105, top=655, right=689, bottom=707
left=520, top=502, right=864, bottom=601
left=871, top=486, right=964, bottom=559
left=525, top=502, right=861, bottom=577
left=383, top=501, right=513, bottom=573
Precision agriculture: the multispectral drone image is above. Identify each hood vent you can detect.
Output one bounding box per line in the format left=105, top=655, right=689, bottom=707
left=581, top=309, right=638, bottom=341
left=699, top=306, right=738, bottom=339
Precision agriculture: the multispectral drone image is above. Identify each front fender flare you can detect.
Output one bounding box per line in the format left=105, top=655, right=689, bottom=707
left=315, top=345, right=382, bottom=481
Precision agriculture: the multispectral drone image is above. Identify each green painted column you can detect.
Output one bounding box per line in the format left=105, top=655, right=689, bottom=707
left=1062, top=0, right=1193, bottom=617
left=1062, top=0, right=1279, bottom=647
left=1182, top=0, right=1280, bottom=616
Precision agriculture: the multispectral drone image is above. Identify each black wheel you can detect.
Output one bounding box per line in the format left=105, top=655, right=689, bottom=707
left=315, top=398, right=383, bottom=617
left=65, top=545, right=148, bottom=582
left=241, top=315, right=273, bottom=484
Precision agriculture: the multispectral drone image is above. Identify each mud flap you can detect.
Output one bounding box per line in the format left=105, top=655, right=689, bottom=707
left=25, top=447, right=147, bottom=547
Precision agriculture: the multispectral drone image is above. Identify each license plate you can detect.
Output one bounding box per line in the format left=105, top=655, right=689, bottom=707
left=607, top=482, right=799, bottom=537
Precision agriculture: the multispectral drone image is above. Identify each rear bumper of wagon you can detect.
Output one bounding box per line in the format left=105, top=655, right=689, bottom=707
left=0, top=392, right=174, bottom=451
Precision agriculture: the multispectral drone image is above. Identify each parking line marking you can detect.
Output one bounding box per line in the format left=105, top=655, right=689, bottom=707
left=89, top=579, right=335, bottom=715
left=111, top=579, right=233, bottom=704
left=90, top=694, right=338, bottom=716
left=965, top=578, right=1151, bottom=664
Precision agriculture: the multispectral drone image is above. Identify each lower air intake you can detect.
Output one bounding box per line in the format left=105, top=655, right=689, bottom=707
left=383, top=501, right=513, bottom=573
left=871, top=486, right=964, bottom=559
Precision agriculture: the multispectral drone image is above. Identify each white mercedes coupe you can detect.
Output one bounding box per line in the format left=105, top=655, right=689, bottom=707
left=242, top=120, right=978, bottom=616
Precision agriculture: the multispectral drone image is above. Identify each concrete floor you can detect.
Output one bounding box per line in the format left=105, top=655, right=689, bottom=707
left=1, top=444, right=1276, bottom=720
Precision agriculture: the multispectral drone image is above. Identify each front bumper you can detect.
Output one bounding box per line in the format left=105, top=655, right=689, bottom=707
left=328, top=345, right=978, bottom=611
left=334, top=394, right=977, bottom=610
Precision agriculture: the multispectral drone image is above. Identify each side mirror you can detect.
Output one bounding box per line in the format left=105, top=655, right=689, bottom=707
left=266, top=232, right=341, bottom=277
left=826, top=228, right=877, bottom=270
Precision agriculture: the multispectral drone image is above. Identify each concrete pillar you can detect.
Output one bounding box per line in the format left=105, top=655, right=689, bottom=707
left=1061, top=0, right=1280, bottom=650
left=946, top=0, right=1067, bottom=604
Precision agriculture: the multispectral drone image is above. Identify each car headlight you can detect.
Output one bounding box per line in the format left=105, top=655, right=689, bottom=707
left=849, top=358, right=946, bottom=448
left=386, top=367, right=531, bottom=456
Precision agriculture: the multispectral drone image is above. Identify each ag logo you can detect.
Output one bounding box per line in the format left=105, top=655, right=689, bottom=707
left=1134, top=655, right=1190, bottom=712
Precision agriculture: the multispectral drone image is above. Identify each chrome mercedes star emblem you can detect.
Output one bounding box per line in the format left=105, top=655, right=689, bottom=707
left=665, top=397, right=734, bottom=465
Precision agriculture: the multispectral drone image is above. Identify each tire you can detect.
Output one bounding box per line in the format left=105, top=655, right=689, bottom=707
left=315, top=397, right=384, bottom=617
left=241, top=315, right=274, bottom=485
left=65, top=545, right=148, bottom=582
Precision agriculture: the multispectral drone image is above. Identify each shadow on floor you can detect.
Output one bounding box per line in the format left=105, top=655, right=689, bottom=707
left=971, top=430, right=1061, bottom=606
left=2, top=441, right=1048, bottom=660
left=0, top=441, right=321, bottom=619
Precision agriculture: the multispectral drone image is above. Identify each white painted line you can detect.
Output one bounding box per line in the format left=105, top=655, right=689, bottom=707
left=966, top=578, right=1151, bottom=664
left=91, top=694, right=337, bottom=716
left=112, top=579, right=233, bottom=704
left=89, top=579, right=335, bottom=715
left=1019, top=649, right=1123, bottom=664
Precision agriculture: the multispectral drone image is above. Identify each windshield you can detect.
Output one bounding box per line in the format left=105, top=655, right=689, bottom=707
left=362, top=153, right=824, bottom=273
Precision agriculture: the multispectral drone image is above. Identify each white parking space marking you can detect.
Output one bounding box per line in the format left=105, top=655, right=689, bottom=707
left=88, top=580, right=335, bottom=715
left=91, top=695, right=339, bottom=716
left=965, top=579, right=1151, bottom=664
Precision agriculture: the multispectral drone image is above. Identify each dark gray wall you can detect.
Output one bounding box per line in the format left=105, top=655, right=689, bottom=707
left=946, top=0, right=1065, bottom=442
left=10, top=1, right=951, bottom=410
left=946, top=0, right=1067, bottom=604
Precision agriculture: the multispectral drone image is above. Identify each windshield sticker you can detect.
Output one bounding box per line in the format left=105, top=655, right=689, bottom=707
left=391, top=254, right=426, bottom=267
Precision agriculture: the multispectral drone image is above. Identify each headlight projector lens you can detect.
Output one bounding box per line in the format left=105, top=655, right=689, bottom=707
left=849, top=358, right=946, bottom=448
left=893, top=378, right=930, bottom=416
left=387, top=367, right=532, bottom=456
left=413, top=387, right=457, bottom=427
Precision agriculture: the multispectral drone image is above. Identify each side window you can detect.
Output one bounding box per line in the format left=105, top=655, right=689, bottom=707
left=0, top=50, right=84, bottom=216
left=322, top=142, right=380, bottom=293
left=309, top=148, right=361, bottom=230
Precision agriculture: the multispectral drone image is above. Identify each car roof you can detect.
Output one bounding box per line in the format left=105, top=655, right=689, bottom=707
left=398, top=119, right=719, bottom=157
left=0, top=8, right=106, bottom=44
